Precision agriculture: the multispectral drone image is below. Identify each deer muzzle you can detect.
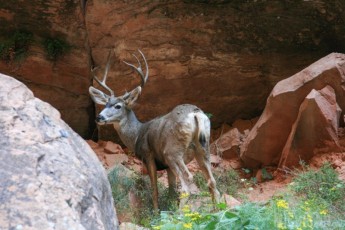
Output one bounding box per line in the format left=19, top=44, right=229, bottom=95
left=96, top=114, right=106, bottom=123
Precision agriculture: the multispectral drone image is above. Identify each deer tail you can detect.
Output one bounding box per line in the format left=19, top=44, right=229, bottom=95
left=194, top=114, right=207, bottom=148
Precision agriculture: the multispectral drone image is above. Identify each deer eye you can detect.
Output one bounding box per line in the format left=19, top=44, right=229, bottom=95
left=115, top=104, right=122, bottom=110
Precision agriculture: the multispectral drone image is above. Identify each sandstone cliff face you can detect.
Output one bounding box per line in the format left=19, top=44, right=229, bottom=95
left=0, top=74, right=118, bottom=230
left=1, top=1, right=344, bottom=139
left=0, top=0, right=92, bottom=137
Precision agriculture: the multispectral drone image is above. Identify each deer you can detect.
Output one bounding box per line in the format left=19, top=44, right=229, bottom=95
left=89, top=49, right=220, bottom=210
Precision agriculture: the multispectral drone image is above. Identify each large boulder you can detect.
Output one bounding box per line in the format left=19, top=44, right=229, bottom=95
left=240, top=53, right=345, bottom=168
left=279, top=86, right=342, bottom=168
left=0, top=74, right=118, bottom=230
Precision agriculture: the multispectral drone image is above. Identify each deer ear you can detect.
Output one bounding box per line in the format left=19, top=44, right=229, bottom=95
left=89, top=86, right=109, bottom=105
left=124, top=86, right=141, bottom=108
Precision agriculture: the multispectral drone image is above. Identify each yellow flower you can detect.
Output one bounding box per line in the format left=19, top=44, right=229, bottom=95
left=276, top=199, right=289, bottom=209
left=307, top=214, right=313, bottom=223
left=180, top=192, right=190, bottom=199
left=277, top=222, right=286, bottom=230
left=301, top=201, right=311, bottom=211
left=320, top=209, right=328, bottom=215
left=301, top=221, right=306, bottom=228
left=185, top=212, right=202, bottom=221
left=152, top=225, right=161, bottom=230
left=183, top=222, right=192, bottom=229
left=182, top=205, right=191, bottom=213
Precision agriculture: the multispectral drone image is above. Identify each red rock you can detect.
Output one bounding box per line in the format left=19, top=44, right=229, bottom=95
left=86, top=139, right=99, bottom=149
left=211, top=128, right=242, bottom=159
left=227, top=159, right=243, bottom=170
left=104, top=141, right=125, bottom=154
left=210, top=154, right=221, bottom=167
left=222, top=194, right=241, bottom=209
left=279, top=86, right=342, bottom=168
left=232, top=118, right=258, bottom=133
left=211, top=123, right=232, bottom=142
left=131, top=164, right=144, bottom=174
left=255, top=169, right=264, bottom=183
left=241, top=53, right=345, bottom=168
left=105, top=154, right=129, bottom=168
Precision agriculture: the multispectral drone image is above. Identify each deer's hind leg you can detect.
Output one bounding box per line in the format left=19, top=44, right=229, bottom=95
left=165, top=156, right=195, bottom=209
left=166, top=158, right=192, bottom=194
left=195, top=144, right=220, bottom=203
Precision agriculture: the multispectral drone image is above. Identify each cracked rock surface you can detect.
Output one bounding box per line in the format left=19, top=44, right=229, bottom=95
left=0, top=73, right=118, bottom=230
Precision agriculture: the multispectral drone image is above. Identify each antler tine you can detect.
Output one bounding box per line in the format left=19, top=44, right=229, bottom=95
left=138, top=49, right=149, bottom=85
left=123, top=49, right=149, bottom=87
left=92, top=50, right=115, bottom=97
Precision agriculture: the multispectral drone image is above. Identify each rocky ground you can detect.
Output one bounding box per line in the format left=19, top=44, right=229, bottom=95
left=87, top=124, right=345, bottom=205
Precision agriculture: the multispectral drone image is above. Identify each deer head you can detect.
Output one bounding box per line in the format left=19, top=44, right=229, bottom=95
left=89, top=49, right=148, bottom=125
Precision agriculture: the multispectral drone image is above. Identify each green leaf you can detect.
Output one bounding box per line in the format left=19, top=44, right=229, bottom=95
left=216, top=202, right=227, bottom=210
left=204, top=220, right=217, bottom=230
left=262, top=168, right=273, bottom=180
left=224, top=211, right=238, bottom=219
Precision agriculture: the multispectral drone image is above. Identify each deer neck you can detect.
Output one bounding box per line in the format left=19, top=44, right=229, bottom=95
left=113, top=109, right=142, bottom=152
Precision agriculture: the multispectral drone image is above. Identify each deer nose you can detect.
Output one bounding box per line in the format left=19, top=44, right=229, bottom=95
left=96, top=114, right=106, bottom=122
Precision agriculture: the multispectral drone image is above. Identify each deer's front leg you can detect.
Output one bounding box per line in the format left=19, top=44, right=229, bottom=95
left=167, top=168, right=176, bottom=196
left=145, top=156, right=159, bottom=211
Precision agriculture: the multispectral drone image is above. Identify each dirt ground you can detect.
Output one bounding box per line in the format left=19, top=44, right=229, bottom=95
left=88, top=138, right=345, bottom=205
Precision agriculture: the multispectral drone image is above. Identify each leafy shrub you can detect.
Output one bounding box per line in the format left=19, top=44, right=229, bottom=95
left=108, top=162, right=345, bottom=229
left=194, top=169, right=242, bottom=197
left=215, top=169, right=242, bottom=196
left=108, top=165, right=137, bottom=212
left=152, top=163, right=345, bottom=230
left=291, top=162, right=345, bottom=203
left=108, top=165, right=178, bottom=226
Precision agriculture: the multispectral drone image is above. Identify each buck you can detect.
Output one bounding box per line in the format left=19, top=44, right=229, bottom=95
left=89, top=50, right=220, bottom=210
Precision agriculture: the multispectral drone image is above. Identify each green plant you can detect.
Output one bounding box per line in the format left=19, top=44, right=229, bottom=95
left=43, top=37, right=71, bottom=60
left=291, top=162, right=345, bottom=204
left=152, top=163, right=345, bottom=230
left=215, top=169, right=242, bottom=196
left=152, top=201, right=263, bottom=230
left=108, top=165, right=178, bottom=226
left=194, top=169, right=243, bottom=197
left=108, top=165, right=137, bottom=213
left=0, top=30, right=33, bottom=61
left=193, top=172, right=209, bottom=192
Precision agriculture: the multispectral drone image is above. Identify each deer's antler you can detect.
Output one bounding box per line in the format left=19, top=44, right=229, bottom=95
left=91, top=50, right=115, bottom=97
left=123, top=49, right=149, bottom=91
